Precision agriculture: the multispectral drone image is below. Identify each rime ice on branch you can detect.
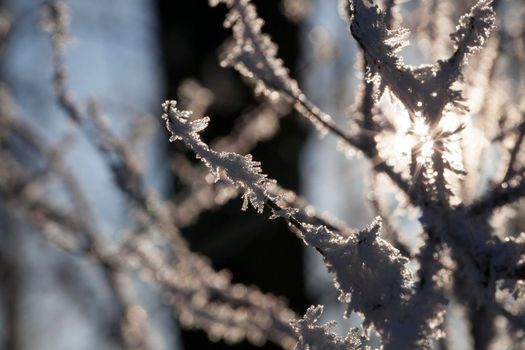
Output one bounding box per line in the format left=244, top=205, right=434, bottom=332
left=206, top=0, right=525, bottom=348
left=14, top=0, right=525, bottom=349
left=347, top=0, right=495, bottom=124
left=347, top=0, right=495, bottom=205
left=290, top=306, right=364, bottom=350
left=162, top=100, right=274, bottom=213
left=209, top=0, right=333, bottom=134
left=163, top=101, right=455, bottom=348
left=211, top=0, right=413, bottom=200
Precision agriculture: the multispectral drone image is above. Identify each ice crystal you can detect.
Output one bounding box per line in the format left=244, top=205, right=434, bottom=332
left=291, top=306, right=366, bottom=350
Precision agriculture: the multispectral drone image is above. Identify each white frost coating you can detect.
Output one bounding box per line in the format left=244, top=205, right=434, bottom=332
left=301, top=216, right=444, bottom=349
left=162, top=100, right=274, bottom=213
left=161, top=100, right=451, bottom=349
left=291, top=305, right=365, bottom=350
left=210, top=0, right=334, bottom=135
left=450, top=0, right=496, bottom=62
left=348, top=0, right=495, bottom=124
left=300, top=218, right=413, bottom=324
left=348, top=0, right=495, bottom=205
left=211, top=0, right=297, bottom=99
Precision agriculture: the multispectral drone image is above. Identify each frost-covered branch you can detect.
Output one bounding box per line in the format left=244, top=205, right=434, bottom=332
left=210, top=0, right=412, bottom=200
left=290, top=306, right=365, bottom=350
left=171, top=100, right=286, bottom=227
left=348, top=0, right=495, bottom=205
left=7, top=1, right=525, bottom=349
left=347, top=0, right=495, bottom=124
left=162, top=100, right=465, bottom=349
